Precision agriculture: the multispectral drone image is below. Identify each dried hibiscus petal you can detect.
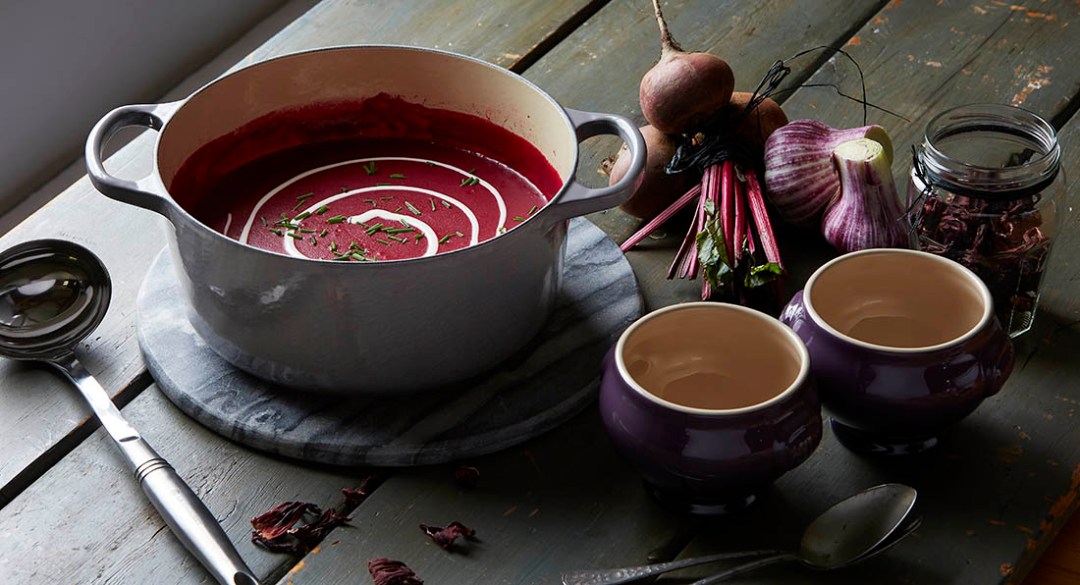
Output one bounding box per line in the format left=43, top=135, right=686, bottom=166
left=251, top=501, right=321, bottom=542
left=419, top=521, right=477, bottom=549
left=250, top=501, right=351, bottom=554
left=343, top=475, right=380, bottom=507
left=368, top=557, right=423, bottom=585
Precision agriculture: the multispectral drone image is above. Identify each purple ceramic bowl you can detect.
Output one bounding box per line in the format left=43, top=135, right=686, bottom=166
left=599, top=302, right=822, bottom=515
left=780, top=249, right=1014, bottom=455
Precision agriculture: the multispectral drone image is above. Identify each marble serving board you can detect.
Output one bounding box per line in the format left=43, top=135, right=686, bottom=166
left=136, top=218, right=642, bottom=467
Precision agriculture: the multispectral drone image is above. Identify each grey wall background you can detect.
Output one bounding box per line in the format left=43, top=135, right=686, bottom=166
left=0, top=0, right=288, bottom=219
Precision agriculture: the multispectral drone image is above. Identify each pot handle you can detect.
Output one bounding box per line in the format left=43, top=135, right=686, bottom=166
left=85, top=101, right=182, bottom=217
left=546, top=108, right=645, bottom=220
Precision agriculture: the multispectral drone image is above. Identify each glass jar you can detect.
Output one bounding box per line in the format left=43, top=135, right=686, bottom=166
left=909, top=103, right=1065, bottom=338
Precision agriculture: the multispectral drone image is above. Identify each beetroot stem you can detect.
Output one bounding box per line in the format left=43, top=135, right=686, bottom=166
left=651, top=0, right=683, bottom=53
left=719, top=162, right=736, bottom=269
left=620, top=184, right=701, bottom=252
left=669, top=185, right=706, bottom=279
left=744, top=167, right=784, bottom=270
left=733, top=173, right=747, bottom=268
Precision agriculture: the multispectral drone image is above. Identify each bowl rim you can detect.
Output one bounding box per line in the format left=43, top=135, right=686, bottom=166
left=614, top=301, right=811, bottom=416
left=802, top=248, right=994, bottom=353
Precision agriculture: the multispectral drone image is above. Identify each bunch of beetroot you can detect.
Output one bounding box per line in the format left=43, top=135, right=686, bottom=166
left=613, top=0, right=789, bottom=303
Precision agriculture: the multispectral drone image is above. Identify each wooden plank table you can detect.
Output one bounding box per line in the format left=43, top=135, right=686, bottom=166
left=0, top=1, right=1078, bottom=583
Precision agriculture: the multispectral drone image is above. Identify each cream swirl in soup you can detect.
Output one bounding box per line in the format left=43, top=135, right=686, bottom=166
left=171, top=95, right=562, bottom=261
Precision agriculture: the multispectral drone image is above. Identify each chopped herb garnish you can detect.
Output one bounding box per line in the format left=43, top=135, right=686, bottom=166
left=330, top=241, right=338, bottom=252
left=455, top=231, right=464, bottom=237
left=365, top=224, right=383, bottom=236
left=358, top=222, right=370, bottom=228
left=351, top=252, right=368, bottom=261
left=386, top=235, right=407, bottom=243
left=327, top=215, right=348, bottom=224
left=364, top=161, right=377, bottom=175
left=425, top=161, right=435, bottom=166
left=377, top=183, right=391, bottom=187
left=270, top=228, right=284, bottom=237
left=375, top=238, right=393, bottom=246
left=295, top=192, right=314, bottom=201
left=341, top=187, right=349, bottom=193
left=331, top=255, right=351, bottom=261
left=280, top=212, right=289, bottom=219
left=394, top=206, right=404, bottom=213
left=430, top=198, right=436, bottom=211
left=260, top=216, right=268, bottom=226
left=299, top=228, right=316, bottom=234
left=399, top=219, right=410, bottom=227
left=405, top=201, right=422, bottom=216
left=292, top=201, right=305, bottom=211
left=310, top=236, right=318, bottom=246
left=390, top=173, right=405, bottom=179
left=380, top=196, right=393, bottom=201
left=384, top=227, right=414, bottom=234
left=529, top=205, right=538, bottom=215
left=316, top=205, right=329, bottom=215
left=349, top=241, right=361, bottom=250
left=497, top=226, right=507, bottom=234
left=513, top=216, right=527, bottom=222
left=441, top=200, right=452, bottom=208
left=295, top=211, right=312, bottom=221
left=364, top=199, right=377, bottom=206
left=459, top=177, right=480, bottom=187
left=415, top=233, right=425, bottom=241
left=438, top=234, right=453, bottom=244
left=288, top=232, right=302, bottom=240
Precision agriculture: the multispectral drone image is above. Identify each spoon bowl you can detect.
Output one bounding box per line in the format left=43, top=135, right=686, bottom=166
left=0, top=239, right=259, bottom=585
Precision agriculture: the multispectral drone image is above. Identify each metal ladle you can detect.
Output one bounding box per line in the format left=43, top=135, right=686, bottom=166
left=562, top=483, right=919, bottom=585
left=0, top=239, right=259, bottom=585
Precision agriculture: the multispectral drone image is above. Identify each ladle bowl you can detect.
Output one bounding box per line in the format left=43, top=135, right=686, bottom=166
left=0, top=239, right=259, bottom=585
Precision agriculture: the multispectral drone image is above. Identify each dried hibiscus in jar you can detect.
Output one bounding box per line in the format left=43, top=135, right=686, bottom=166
left=909, top=104, right=1064, bottom=337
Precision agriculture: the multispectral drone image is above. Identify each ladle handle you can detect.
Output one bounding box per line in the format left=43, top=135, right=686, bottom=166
left=133, top=443, right=261, bottom=585
left=52, top=356, right=260, bottom=585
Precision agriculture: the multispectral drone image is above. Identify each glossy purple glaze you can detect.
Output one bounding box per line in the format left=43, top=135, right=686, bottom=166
left=599, top=345, right=822, bottom=513
left=781, top=289, right=1014, bottom=447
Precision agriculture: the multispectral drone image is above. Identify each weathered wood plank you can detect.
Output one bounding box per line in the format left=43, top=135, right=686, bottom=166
left=268, top=406, right=699, bottom=585
left=0, top=0, right=596, bottom=505
left=0, top=386, right=368, bottom=584
left=523, top=0, right=888, bottom=309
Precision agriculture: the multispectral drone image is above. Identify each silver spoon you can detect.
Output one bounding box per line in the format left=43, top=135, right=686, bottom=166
left=0, top=239, right=259, bottom=585
left=561, top=483, right=917, bottom=585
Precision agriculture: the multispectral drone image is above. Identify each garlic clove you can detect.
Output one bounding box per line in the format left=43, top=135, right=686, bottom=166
left=763, top=119, right=894, bottom=227
left=822, top=138, right=911, bottom=254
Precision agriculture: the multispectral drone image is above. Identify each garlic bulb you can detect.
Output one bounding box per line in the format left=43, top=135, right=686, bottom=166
left=822, top=138, right=911, bottom=253
left=763, top=119, right=893, bottom=227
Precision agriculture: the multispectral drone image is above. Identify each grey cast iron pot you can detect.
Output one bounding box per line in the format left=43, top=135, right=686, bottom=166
left=85, top=45, right=645, bottom=394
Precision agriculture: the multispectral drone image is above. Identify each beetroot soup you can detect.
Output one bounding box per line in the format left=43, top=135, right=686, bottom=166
left=171, top=95, right=562, bottom=261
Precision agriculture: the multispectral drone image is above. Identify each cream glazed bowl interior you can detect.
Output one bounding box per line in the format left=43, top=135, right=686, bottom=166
left=780, top=248, right=1015, bottom=455
left=600, top=302, right=822, bottom=515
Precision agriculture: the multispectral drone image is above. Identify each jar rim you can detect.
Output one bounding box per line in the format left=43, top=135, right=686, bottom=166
left=920, top=103, right=1060, bottom=198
